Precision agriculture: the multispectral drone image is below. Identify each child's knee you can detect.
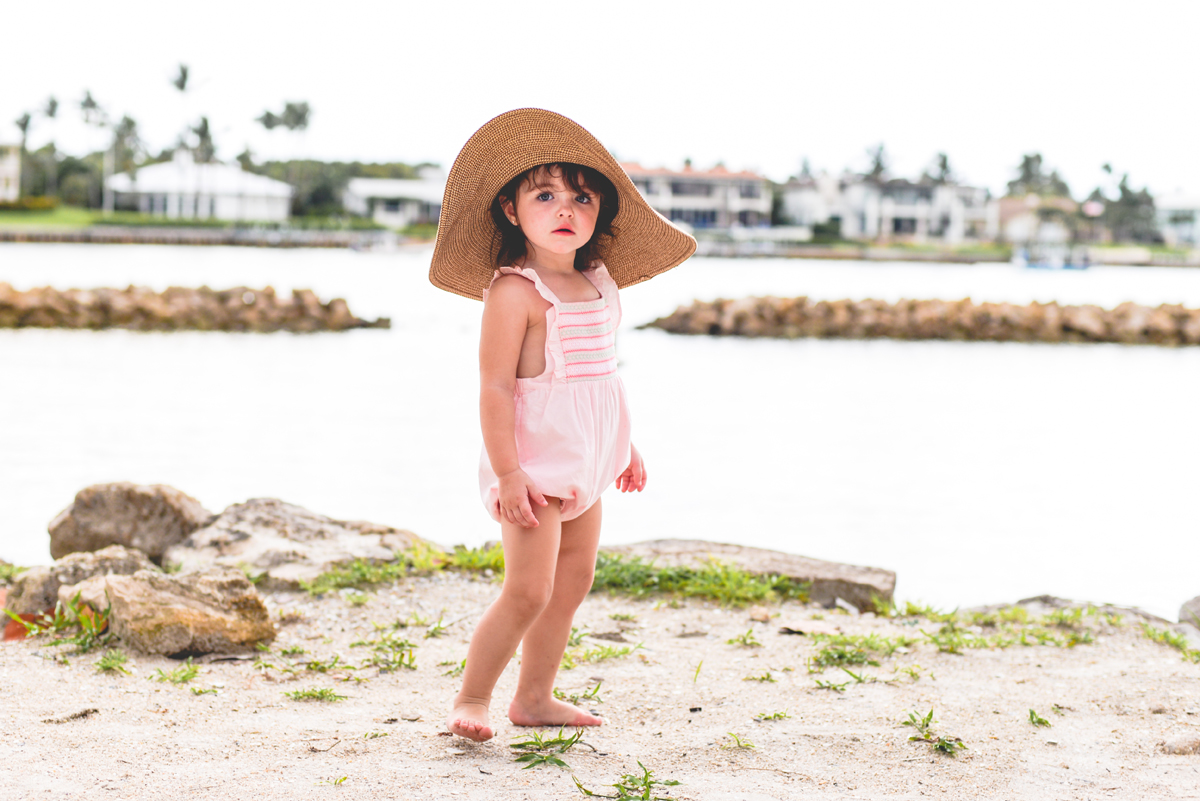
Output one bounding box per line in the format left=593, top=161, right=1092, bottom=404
left=503, top=581, right=554, bottom=619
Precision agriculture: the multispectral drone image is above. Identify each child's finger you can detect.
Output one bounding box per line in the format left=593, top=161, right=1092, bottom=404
left=529, top=487, right=548, bottom=507
left=518, top=500, right=538, bottom=528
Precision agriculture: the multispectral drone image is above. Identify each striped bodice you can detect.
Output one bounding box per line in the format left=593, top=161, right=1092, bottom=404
left=558, top=296, right=618, bottom=382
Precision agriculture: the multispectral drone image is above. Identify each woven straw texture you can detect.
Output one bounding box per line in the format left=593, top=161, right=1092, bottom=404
left=429, top=108, right=696, bottom=300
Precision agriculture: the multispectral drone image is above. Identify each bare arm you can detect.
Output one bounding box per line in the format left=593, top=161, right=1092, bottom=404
left=479, top=276, right=548, bottom=527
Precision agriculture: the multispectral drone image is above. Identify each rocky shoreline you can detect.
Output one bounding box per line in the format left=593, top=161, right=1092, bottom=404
left=5, top=483, right=1200, bottom=799
left=0, top=284, right=389, bottom=332
left=644, top=296, right=1200, bottom=345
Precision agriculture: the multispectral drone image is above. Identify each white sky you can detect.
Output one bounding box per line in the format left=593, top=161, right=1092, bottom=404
left=3, top=0, right=1198, bottom=198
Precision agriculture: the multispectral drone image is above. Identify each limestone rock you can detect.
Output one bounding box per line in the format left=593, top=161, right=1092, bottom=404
left=1160, top=736, right=1200, bottom=755
left=49, top=483, right=213, bottom=563
left=598, top=539, right=895, bottom=612
left=1180, top=595, right=1200, bottom=629
left=163, top=498, right=432, bottom=590
left=58, top=566, right=275, bottom=656
left=5, top=545, right=157, bottom=615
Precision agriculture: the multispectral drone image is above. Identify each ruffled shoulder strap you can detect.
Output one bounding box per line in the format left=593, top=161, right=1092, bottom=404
left=586, top=262, right=622, bottom=327
left=482, top=265, right=562, bottom=306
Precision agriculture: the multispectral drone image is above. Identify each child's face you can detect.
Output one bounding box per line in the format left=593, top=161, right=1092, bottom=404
left=501, top=166, right=600, bottom=260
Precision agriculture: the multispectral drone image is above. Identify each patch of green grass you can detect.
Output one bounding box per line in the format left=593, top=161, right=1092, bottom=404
left=726, top=628, right=762, bottom=648
left=563, top=643, right=640, bottom=669
left=304, top=654, right=352, bottom=674
left=0, top=205, right=96, bottom=230
left=573, top=761, right=681, bottom=800
left=721, top=732, right=755, bottom=750
left=314, top=776, right=349, bottom=786
left=754, top=710, right=790, bottom=721
left=591, top=553, right=809, bottom=606
left=813, top=678, right=848, bottom=692
left=1028, top=708, right=1051, bottom=727
left=439, top=658, right=466, bottom=677
left=363, top=730, right=388, bottom=739
left=609, top=612, right=638, bottom=622
left=5, top=593, right=114, bottom=654
left=1141, top=623, right=1200, bottom=663
left=743, top=671, right=776, bottom=683
left=555, top=680, right=603, bottom=706
left=300, top=559, right=409, bottom=596
left=345, top=591, right=370, bottom=607
left=352, top=630, right=418, bottom=672
left=280, top=645, right=306, bottom=657
left=283, top=687, right=346, bottom=702
left=567, top=626, right=587, bottom=647
left=152, top=657, right=200, bottom=685
left=424, top=616, right=449, bottom=639
left=902, top=708, right=966, bottom=756
left=444, top=543, right=505, bottom=573
left=95, top=649, right=130, bottom=674
left=191, top=687, right=218, bottom=696
left=0, top=562, right=27, bottom=583
left=509, top=727, right=583, bottom=770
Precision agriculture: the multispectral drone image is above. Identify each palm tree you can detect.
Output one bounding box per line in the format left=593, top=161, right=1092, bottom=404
left=257, top=101, right=312, bottom=215
left=14, top=112, right=31, bottom=198
left=43, top=96, right=59, bottom=196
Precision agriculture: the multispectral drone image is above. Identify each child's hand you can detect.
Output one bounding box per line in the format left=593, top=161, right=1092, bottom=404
left=496, top=468, right=548, bottom=528
left=616, top=444, right=647, bottom=493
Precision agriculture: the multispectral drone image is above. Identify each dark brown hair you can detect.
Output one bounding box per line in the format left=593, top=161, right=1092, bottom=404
left=491, top=163, right=619, bottom=271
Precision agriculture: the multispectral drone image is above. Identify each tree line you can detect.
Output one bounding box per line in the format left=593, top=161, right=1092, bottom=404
left=10, top=64, right=431, bottom=217
left=781, top=146, right=1162, bottom=244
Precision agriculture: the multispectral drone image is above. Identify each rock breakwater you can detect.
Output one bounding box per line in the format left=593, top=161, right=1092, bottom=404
left=645, top=296, right=1200, bottom=345
left=0, top=283, right=389, bottom=332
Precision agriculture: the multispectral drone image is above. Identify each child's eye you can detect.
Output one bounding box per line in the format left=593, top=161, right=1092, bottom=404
left=536, top=192, right=553, bottom=201
left=575, top=194, right=592, bottom=204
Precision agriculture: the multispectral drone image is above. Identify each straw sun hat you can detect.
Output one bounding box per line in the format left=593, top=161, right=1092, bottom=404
left=429, top=108, right=696, bottom=300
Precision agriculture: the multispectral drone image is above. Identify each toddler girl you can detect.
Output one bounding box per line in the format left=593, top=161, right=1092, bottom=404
left=428, top=109, right=695, bottom=742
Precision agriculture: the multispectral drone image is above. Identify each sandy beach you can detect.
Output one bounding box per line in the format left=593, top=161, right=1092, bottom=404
left=4, top=571, right=1199, bottom=801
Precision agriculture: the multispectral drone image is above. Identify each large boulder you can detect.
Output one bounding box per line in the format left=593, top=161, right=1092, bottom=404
left=163, top=498, right=432, bottom=590
left=5, top=545, right=157, bottom=615
left=49, top=483, right=213, bottom=563
left=598, top=539, right=895, bottom=612
left=1181, top=596, right=1200, bottom=629
left=60, top=566, right=275, bottom=656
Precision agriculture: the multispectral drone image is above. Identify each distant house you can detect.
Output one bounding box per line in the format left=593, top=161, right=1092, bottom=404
left=997, top=194, right=1077, bottom=245
left=1156, top=194, right=1200, bottom=247
left=781, top=172, right=996, bottom=243
left=621, top=162, right=771, bottom=229
left=0, top=142, right=20, bottom=202
left=343, top=167, right=444, bottom=229
left=106, top=150, right=293, bottom=222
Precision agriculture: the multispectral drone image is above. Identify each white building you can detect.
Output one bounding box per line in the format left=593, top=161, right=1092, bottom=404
left=106, top=150, right=292, bottom=222
left=1156, top=194, right=1200, bottom=247
left=781, top=172, right=997, bottom=244
left=621, top=162, right=771, bottom=229
left=343, top=167, right=444, bottom=229
left=0, top=142, right=20, bottom=202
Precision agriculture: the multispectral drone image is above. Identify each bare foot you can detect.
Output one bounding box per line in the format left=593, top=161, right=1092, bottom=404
left=508, top=696, right=603, bottom=727
left=447, top=702, right=494, bottom=742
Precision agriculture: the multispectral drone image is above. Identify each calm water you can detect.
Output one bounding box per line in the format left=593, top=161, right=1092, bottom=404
left=2, top=244, right=1199, bottom=619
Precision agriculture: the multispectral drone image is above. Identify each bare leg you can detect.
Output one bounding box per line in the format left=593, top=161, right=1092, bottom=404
left=447, top=499, right=563, bottom=741
left=509, top=499, right=603, bottom=727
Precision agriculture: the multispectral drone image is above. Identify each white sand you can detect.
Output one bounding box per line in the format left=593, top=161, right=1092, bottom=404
left=3, top=572, right=1199, bottom=800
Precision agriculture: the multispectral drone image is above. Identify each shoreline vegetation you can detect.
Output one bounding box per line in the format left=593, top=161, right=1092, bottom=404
left=3, top=484, right=1200, bottom=797
left=645, top=295, right=1200, bottom=346
left=4, top=558, right=1200, bottom=798
left=0, top=284, right=388, bottom=332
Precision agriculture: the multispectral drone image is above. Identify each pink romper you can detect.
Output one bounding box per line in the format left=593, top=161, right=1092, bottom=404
left=479, top=263, right=633, bottom=522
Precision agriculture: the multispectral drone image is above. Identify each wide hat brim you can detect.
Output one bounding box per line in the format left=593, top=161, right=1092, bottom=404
left=429, top=108, right=696, bottom=300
